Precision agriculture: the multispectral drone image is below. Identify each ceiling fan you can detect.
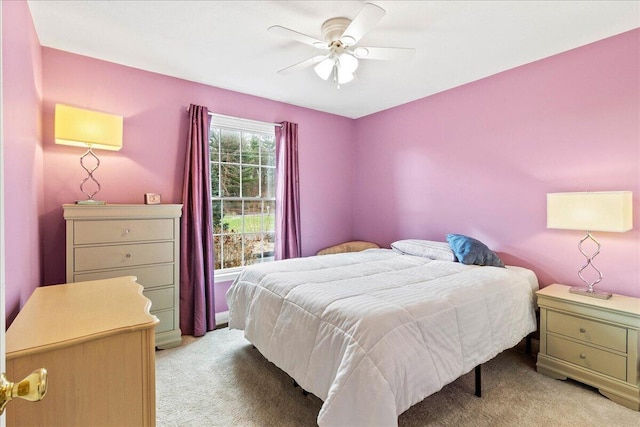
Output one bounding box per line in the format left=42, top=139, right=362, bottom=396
left=268, top=3, right=415, bottom=88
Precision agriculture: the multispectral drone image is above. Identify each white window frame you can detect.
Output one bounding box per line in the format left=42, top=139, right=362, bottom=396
left=210, top=114, right=277, bottom=282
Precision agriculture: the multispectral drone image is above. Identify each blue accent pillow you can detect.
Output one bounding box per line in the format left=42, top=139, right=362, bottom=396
left=446, top=234, right=505, bottom=268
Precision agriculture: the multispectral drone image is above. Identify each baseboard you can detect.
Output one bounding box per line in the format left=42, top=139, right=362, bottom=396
left=216, top=310, right=229, bottom=328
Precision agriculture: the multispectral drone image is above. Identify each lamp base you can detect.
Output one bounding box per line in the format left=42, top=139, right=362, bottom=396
left=569, top=286, right=612, bottom=300
left=76, top=200, right=106, bottom=205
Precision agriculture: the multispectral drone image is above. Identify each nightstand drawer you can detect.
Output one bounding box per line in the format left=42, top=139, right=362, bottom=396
left=548, top=310, right=627, bottom=352
left=74, top=242, right=174, bottom=272
left=73, top=264, right=175, bottom=289
left=74, top=219, right=174, bottom=244
left=145, top=287, right=174, bottom=311
left=547, top=335, right=627, bottom=381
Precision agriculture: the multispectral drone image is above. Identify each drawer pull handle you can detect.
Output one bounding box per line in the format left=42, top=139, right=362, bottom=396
left=123, top=229, right=131, bottom=235
left=125, top=253, right=132, bottom=259
left=579, top=353, right=586, bottom=359
left=579, top=328, right=586, bottom=333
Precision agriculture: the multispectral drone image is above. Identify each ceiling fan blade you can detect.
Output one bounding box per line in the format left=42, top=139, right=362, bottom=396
left=352, top=47, right=415, bottom=61
left=277, top=55, right=329, bottom=74
left=268, top=25, right=328, bottom=49
left=341, top=3, right=386, bottom=45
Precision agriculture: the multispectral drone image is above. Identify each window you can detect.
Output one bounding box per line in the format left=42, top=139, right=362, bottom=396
left=209, top=114, right=276, bottom=273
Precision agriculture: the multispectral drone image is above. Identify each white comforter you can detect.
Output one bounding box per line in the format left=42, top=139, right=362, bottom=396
left=227, top=249, right=538, bottom=426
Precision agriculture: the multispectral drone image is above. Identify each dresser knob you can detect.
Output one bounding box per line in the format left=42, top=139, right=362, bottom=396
left=579, top=328, right=586, bottom=333
left=124, top=229, right=131, bottom=235
left=0, top=369, right=48, bottom=415
left=579, top=353, right=586, bottom=359
left=125, top=253, right=131, bottom=259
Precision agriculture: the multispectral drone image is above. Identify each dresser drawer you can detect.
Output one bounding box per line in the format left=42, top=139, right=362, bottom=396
left=547, top=334, right=627, bottom=381
left=74, top=219, right=174, bottom=245
left=547, top=310, right=627, bottom=352
left=145, top=287, right=174, bottom=312
left=73, top=264, right=174, bottom=290
left=154, top=310, right=175, bottom=333
left=74, top=242, right=174, bottom=272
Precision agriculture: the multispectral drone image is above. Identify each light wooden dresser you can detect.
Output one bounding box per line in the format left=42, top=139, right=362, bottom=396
left=5, top=276, right=158, bottom=426
left=63, top=204, right=183, bottom=349
left=536, top=284, right=640, bottom=410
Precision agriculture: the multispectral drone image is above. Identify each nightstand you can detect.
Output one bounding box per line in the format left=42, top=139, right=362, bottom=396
left=536, top=284, right=640, bottom=410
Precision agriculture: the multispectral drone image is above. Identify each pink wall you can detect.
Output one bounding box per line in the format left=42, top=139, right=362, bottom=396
left=4, top=4, right=638, bottom=326
left=41, top=49, right=355, bottom=292
left=2, top=0, right=44, bottom=323
left=354, top=29, right=640, bottom=297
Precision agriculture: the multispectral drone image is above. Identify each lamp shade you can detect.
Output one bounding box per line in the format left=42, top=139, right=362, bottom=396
left=547, top=191, right=633, bottom=232
left=55, top=104, right=123, bottom=151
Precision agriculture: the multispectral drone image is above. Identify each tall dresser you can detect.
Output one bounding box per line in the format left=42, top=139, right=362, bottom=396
left=63, top=204, right=183, bottom=349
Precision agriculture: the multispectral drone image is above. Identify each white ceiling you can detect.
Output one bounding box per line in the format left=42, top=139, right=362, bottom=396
left=27, top=1, right=639, bottom=119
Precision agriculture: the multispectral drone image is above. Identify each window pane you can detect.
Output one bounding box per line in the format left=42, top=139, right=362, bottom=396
left=220, top=129, right=240, bottom=163
left=222, top=200, right=243, bottom=269
left=261, top=167, right=275, bottom=198
left=213, top=235, right=222, bottom=270
left=211, top=163, right=220, bottom=197
left=242, top=133, right=261, bottom=165
left=212, top=200, right=223, bottom=233
left=263, top=232, right=275, bottom=260
left=220, top=164, right=240, bottom=197
left=209, top=128, right=220, bottom=161
left=264, top=200, right=275, bottom=232
left=222, top=201, right=242, bottom=233
left=261, top=136, right=275, bottom=166
left=244, top=233, right=262, bottom=266
left=243, top=201, right=262, bottom=234
left=222, top=233, right=243, bottom=269
left=242, top=166, right=260, bottom=198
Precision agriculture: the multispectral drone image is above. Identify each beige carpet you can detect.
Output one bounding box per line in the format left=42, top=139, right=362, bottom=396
left=156, top=327, right=639, bottom=426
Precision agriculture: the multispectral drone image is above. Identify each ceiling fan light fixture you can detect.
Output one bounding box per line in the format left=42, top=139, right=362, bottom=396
left=314, top=57, right=334, bottom=80
left=338, top=53, right=358, bottom=74
left=337, top=71, right=355, bottom=85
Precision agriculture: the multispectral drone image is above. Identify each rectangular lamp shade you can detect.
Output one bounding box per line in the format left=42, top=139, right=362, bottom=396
left=547, top=191, right=633, bottom=232
left=55, top=104, right=123, bottom=151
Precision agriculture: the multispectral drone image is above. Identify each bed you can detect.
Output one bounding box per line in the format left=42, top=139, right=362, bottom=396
left=226, top=248, right=538, bottom=426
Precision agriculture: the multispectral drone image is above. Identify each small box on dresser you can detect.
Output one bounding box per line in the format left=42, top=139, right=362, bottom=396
left=536, top=284, right=640, bottom=410
left=63, top=204, right=183, bottom=349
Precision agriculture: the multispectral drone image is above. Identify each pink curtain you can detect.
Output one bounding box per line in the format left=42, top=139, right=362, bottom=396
left=275, top=122, right=301, bottom=260
left=180, top=104, right=216, bottom=336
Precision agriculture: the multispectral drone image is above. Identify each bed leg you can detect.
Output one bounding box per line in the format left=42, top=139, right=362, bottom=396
left=475, top=365, right=481, bottom=398
left=293, top=379, right=309, bottom=396
left=525, top=334, right=532, bottom=355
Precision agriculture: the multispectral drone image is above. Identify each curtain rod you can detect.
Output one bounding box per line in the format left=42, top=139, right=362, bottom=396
left=186, top=106, right=282, bottom=128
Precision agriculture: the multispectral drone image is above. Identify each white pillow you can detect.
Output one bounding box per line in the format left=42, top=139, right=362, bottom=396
left=390, top=239, right=456, bottom=262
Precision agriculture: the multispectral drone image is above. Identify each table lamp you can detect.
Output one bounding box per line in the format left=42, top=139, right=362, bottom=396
left=55, top=104, right=123, bottom=204
left=547, top=191, right=633, bottom=299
